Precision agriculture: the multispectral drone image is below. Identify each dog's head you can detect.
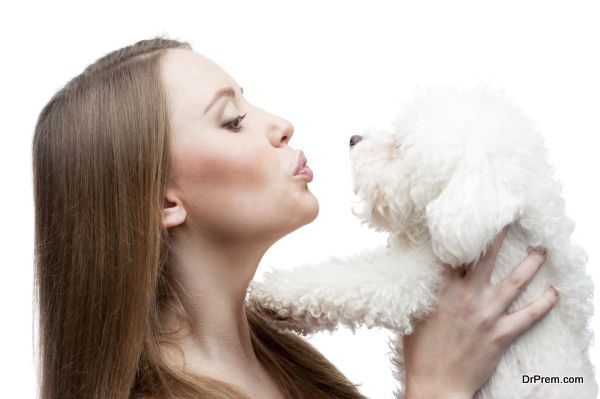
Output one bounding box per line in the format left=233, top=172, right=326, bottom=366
left=349, top=83, right=546, bottom=265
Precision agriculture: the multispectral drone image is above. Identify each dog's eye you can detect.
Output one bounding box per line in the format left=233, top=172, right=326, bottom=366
left=391, top=141, right=402, bottom=151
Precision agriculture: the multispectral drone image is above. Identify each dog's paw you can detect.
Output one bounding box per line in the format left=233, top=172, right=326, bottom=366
left=245, top=280, right=307, bottom=332
left=246, top=280, right=337, bottom=335
left=246, top=287, right=293, bottom=321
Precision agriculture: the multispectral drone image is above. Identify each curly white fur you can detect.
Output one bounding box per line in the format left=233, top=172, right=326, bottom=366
left=246, top=83, right=597, bottom=398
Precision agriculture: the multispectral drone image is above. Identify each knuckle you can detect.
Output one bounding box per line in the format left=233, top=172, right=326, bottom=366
left=492, top=328, right=513, bottom=347
left=527, top=309, right=541, bottom=321
left=496, top=281, right=512, bottom=298
left=478, top=311, right=495, bottom=330
left=508, top=273, right=527, bottom=291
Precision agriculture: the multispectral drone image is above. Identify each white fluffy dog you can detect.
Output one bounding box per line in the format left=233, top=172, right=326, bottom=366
left=246, top=84, right=597, bottom=398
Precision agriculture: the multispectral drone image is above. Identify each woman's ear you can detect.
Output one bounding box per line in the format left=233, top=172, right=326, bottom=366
left=161, top=194, right=186, bottom=229
left=425, top=155, right=523, bottom=266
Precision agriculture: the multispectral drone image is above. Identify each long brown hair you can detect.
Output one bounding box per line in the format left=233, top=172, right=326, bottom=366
left=32, top=36, right=367, bottom=399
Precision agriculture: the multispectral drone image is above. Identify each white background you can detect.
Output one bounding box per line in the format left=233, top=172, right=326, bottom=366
left=1, top=1, right=598, bottom=397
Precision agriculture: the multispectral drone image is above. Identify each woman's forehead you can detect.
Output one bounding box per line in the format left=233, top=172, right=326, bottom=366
left=160, top=49, right=236, bottom=120
left=161, top=49, right=234, bottom=106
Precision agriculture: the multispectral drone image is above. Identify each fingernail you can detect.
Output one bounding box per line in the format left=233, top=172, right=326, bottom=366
left=550, top=285, right=559, bottom=298
left=528, top=246, right=548, bottom=257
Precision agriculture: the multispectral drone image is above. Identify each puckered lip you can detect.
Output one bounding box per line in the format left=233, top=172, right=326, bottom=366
left=293, top=151, right=308, bottom=175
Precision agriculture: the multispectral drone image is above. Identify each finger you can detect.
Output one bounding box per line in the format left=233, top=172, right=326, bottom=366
left=494, top=286, right=558, bottom=345
left=487, top=223, right=511, bottom=261
left=491, top=248, right=548, bottom=316
left=465, top=223, right=511, bottom=283
left=441, top=261, right=464, bottom=281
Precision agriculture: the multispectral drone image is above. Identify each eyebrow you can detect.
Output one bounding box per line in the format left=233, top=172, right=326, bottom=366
left=203, top=86, right=244, bottom=115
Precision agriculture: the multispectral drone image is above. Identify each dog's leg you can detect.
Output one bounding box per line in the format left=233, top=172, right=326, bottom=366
left=246, top=245, right=443, bottom=336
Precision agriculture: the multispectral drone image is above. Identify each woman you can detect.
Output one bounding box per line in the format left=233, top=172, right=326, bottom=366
left=32, top=36, right=557, bottom=399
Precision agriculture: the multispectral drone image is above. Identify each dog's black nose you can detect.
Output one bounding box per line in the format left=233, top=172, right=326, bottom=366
left=349, top=134, right=363, bottom=147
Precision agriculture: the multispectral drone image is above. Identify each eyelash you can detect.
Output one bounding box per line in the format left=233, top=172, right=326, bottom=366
left=222, top=113, right=247, bottom=132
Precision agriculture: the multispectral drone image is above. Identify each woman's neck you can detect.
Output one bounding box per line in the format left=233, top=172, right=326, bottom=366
left=158, top=227, right=273, bottom=376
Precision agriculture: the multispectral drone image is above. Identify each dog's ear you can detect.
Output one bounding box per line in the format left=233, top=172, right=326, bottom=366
left=425, top=154, right=523, bottom=266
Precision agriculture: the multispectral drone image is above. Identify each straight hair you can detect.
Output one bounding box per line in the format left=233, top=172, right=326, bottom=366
left=32, top=36, right=367, bottom=399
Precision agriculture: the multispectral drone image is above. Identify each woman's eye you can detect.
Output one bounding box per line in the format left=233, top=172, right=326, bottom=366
left=222, top=113, right=247, bottom=132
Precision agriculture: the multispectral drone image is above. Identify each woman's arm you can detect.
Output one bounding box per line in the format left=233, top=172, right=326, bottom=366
left=403, top=225, right=557, bottom=399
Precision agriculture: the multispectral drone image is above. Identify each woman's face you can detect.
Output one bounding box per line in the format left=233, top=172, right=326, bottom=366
left=160, top=49, right=318, bottom=243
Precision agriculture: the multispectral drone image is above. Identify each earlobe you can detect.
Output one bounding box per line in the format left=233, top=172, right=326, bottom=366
left=161, top=198, right=186, bottom=229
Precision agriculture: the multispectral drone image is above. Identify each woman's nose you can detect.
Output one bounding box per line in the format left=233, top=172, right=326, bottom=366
left=349, top=134, right=363, bottom=147
left=269, top=118, right=294, bottom=147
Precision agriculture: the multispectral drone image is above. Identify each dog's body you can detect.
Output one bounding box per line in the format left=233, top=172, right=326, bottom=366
left=246, top=84, right=597, bottom=398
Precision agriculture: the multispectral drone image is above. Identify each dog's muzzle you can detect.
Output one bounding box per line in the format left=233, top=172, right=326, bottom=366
left=349, top=134, right=363, bottom=147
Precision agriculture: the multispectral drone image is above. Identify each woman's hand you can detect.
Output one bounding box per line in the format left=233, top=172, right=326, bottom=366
left=403, top=224, right=558, bottom=399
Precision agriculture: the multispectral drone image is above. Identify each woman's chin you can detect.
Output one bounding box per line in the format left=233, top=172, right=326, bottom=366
left=305, top=191, right=319, bottom=222
left=298, top=188, right=319, bottom=222
left=284, top=192, right=319, bottom=235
